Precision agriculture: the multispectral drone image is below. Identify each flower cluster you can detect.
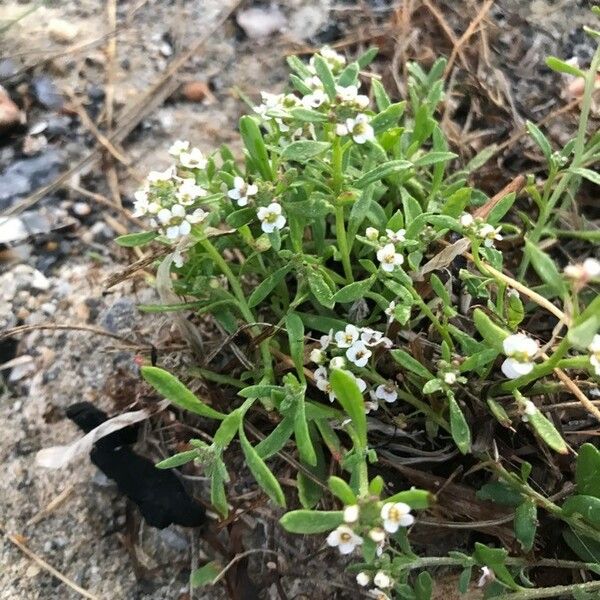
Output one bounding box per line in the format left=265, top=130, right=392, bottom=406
left=133, top=145, right=209, bottom=241
left=501, top=333, right=539, bottom=379
left=363, top=227, right=407, bottom=274
left=564, top=257, right=600, bottom=285
left=460, top=213, right=502, bottom=248
left=310, top=325, right=393, bottom=409
left=327, top=500, right=415, bottom=596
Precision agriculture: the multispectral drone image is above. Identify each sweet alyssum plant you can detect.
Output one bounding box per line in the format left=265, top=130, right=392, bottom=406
left=116, top=33, right=600, bottom=599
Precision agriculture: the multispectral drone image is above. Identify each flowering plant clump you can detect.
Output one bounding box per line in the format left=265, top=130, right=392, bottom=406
left=117, top=36, right=600, bottom=599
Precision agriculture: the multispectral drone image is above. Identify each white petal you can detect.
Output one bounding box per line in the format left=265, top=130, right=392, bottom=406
left=165, top=226, right=179, bottom=239
left=326, top=530, right=340, bottom=547
left=399, top=513, right=415, bottom=527
left=247, top=184, right=258, bottom=196
left=261, top=221, right=276, bottom=233
left=383, top=519, right=399, bottom=534
left=157, top=208, right=172, bottom=224
left=178, top=220, right=191, bottom=236
left=171, top=204, right=186, bottom=218
left=501, top=358, right=533, bottom=379
left=274, top=215, right=286, bottom=230
left=228, top=189, right=241, bottom=200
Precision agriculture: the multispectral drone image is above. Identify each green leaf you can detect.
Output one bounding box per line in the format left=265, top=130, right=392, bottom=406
left=526, top=121, right=552, bottom=162
left=289, top=107, right=328, bottom=123
left=370, top=102, right=406, bottom=134
left=357, top=46, right=378, bottom=68
left=413, top=151, right=457, bottom=167
left=568, top=315, right=600, bottom=350
left=331, top=276, right=375, bottom=303
left=190, top=561, right=221, bottom=587
left=576, top=444, right=600, bottom=498
left=571, top=167, right=600, bottom=186
left=312, top=55, right=336, bottom=100
left=280, top=510, right=344, bottom=534
left=328, top=476, right=357, bottom=505
left=329, top=369, right=367, bottom=450
left=448, top=396, right=471, bottom=454
left=210, top=458, right=229, bottom=516
left=286, top=55, right=312, bottom=78
left=281, top=141, right=330, bottom=162
left=337, top=62, right=359, bottom=87
left=477, top=482, right=523, bottom=507
left=473, top=543, right=521, bottom=590
left=460, top=348, right=499, bottom=373
left=524, top=240, right=567, bottom=297
left=298, top=433, right=326, bottom=508
left=307, top=270, right=334, bottom=308
left=487, top=398, right=513, bottom=428
left=473, top=308, right=508, bottom=351
left=286, top=313, right=306, bottom=379
left=385, top=488, right=432, bottom=509
left=255, top=416, right=295, bottom=459
left=248, top=265, right=291, bottom=308
left=371, top=78, right=391, bottom=111
left=546, top=56, right=586, bottom=78
left=562, top=495, right=600, bottom=527
left=563, top=529, right=600, bottom=562
left=294, top=394, right=317, bottom=466
left=155, top=450, right=198, bottom=469
left=115, top=231, right=157, bottom=247
left=239, top=427, right=286, bottom=507
left=225, top=207, right=256, bottom=228
left=212, top=408, right=244, bottom=449
left=390, top=349, right=434, bottom=379
left=414, top=571, right=433, bottom=600
left=487, top=192, right=516, bottom=226
left=239, top=115, right=273, bottom=181
left=515, top=499, right=537, bottom=552
left=141, top=366, right=226, bottom=420
left=526, top=408, right=568, bottom=454
left=354, top=160, right=412, bottom=189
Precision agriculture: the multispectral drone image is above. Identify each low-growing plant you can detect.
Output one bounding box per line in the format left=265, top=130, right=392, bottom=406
left=118, top=19, right=600, bottom=599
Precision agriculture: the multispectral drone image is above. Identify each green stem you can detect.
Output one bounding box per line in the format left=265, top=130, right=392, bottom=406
left=201, top=238, right=273, bottom=381
left=410, top=289, right=453, bottom=350
left=496, top=580, right=600, bottom=600
left=189, top=367, right=244, bottom=388
left=335, top=204, right=354, bottom=283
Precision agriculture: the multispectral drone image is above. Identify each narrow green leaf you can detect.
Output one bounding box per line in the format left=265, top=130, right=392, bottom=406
left=307, top=270, right=334, bottom=308
left=460, top=348, right=499, bottom=373
left=571, top=167, right=600, bottom=186
left=390, top=349, right=434, bottom=379
left=155, top=450, right=198, bottom=469
left=328, top=476, right=357, bottom=505
left=487, top=192, right=516, bottom=226
left=527, top=409, right=568, bottom=454
left=225, top=207, right=256, bottom=228
left=473, top=308, right=509, bottom=351
left=239, top=115, right=273, bottom=181
left=354, top=160, right=412, bottom=189
left=115, top=231, right=157, bottom=247
left=280, top=510, right=344, bottom=534
left=289, top=107, right=328, bottom=123
left=190, top=561, right=221, bottom=587
left=524, top=240, right=567, bottom=297
left=141, top=366, right=226, bottom=420
left=357, top=46, right=378, bottom=68
left=515, top=499, right=537, bottom=552
left=286, top=313, right=306, bottom=378
left=576, top=444, right=600, bottom=498
left=526, top=121, right=552, bottom=161
left=312, top=55, right=336, bottom=100
left=370, top=102, right=406, bottom=134
left=385, top=488, right=432, bottom=509
left=255, top=416, right=295, bottom=459
left=546, top=56, right=586, bottom=78
left=371, top=78, right=391, bottom=111
left=413, top=151, right=457, bottom=167
left=562, top=495, right=600, bottom=527
left=337, top=62, right=359, bottom=87
left=448, top=396, right=471, bottom=454
left=473, top=543, right=521, bottom=590
left=331, top=277, right=375, bottom=303
left=248, top=265, right=290, bottom=308
left=239, top=427, right=286, bottom=507
left=329, top=369, right=367, bottom=450
left=294, top=395, right=317, bottom=466
left=281, top=140, right=330, bottom=162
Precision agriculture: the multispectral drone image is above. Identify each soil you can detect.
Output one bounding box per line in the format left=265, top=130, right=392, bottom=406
left=0, top=1, right=596, bottom=599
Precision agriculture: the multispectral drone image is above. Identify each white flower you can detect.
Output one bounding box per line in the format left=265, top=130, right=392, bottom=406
left=132, top=190, right=150, bottom=216
left=565, top=258, right=600, bottom=282
left=335, top=324, right=360, bottom=348
left=301, top=90, right=328, bottom=109
left=376, top=243, right=404, bottom=272
left=361, top=328, right=383, bottom=346
left=177, top=178, right=207, bottom=205
left=172, top=249, right=185, bottom=268
left=326, top=525, right=362, bottom=555
left=319, top=46, right=346, bottom=71
left=368, top=527, right=386, bottom=543
left=168, top=140, right=190, bottom=156
left=320, top=331, right=333, bottom=350
left=365, top=399, right=379, bottom=413
left=356, top=572, right=370, bottom=587
left=336, top=114, right=375, bottom=144
left=375, top=383, right=397, bottom=403
left=158, top=205, right=207, bottom=240
left=310, top=348, right=325, bottom=364
left=385, top=301, right=396, bottom=318
left=257, top=202, right=286, bottom=233
left=373, top=572, right=392, bottom=589
left=330, top=356, right=346, bottom=369
left=335, top=84, right=369, bottom=108
left=588, top=334, right=600, bottom=376
left=314, top=366, right=328, bottom=381
left=366, top=227, right=379, bottom=241
left=459, top=213, right=474, bottom=228
left=304, top=75, right=323, bottom=90
left=477, top=566, right=494, bottom=588
left=443, top=372, right=457, bottom=385
left=521, top=399, right=538, bottom=423
left=179, top=147, right=207, bottom=169
left=386, top=228, right=406, bottom=243
left=228, top=176, right=258, bottom=207
left=501, top=333, right=539, bottom=379
left=354, top=376, right=367, bottom=393
left=381, top=501, right=414, bottom=533
left=346, top=341, right=372, bottom=367
left=147, top=167, right=175, bottom=183
left=343, top=504, right=360, bottom=523
left=478, top=223, right=503, bottom=248
left=316, top=375, right=336, bottom=402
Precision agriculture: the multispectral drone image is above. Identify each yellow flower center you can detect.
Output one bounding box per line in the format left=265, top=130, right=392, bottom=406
left=340, top=532, right=352, bottom=543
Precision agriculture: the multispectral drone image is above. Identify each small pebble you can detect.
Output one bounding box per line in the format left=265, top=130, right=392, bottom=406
left=48, top=18, right=79, bottom=44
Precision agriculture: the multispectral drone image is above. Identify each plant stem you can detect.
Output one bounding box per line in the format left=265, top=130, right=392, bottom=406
left=410, top=289, right=453, bottom=350
left=201, top=238, right=273, bottom=381
left=335, top=204, right=354, bottom=283
left=496, top=580, right=600, bottom=600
